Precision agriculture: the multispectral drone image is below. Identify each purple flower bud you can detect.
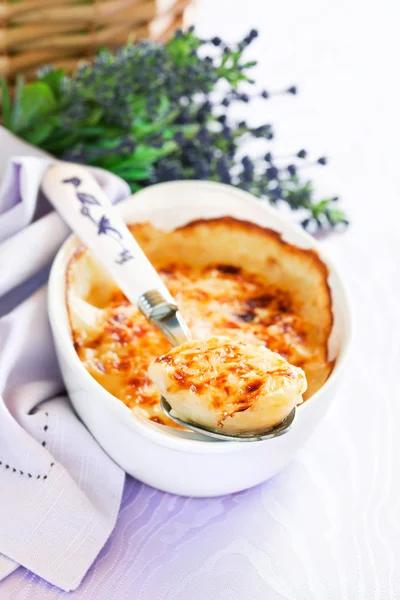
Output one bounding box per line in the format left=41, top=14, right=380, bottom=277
left=266, top=166, right=278, bottom=180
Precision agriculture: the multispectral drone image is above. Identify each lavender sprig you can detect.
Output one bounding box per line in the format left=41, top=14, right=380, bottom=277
left=0, top=27, right=347, bottom=233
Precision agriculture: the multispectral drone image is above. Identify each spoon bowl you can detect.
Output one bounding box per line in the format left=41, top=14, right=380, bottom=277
left=160, top=396, right=297, bottom=442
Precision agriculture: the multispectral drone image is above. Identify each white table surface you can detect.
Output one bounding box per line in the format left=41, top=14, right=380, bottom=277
left=1, top=0, right=399, bottom=598
left=195, top=0, right=400, bottom=598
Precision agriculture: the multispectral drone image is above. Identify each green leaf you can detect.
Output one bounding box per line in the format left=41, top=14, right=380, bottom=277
left=241, top=60, right=257, bottom=69
left=11, top=75, right=25, bottom=131
left=160, top=127, right=176, bottom=140
left=76, top=125, right=108, bottom=137
left=19, top=82, right=57, bottom=127
left=38, top=69, right=65, bottom=100
left=131, top=144, right=172, bottom=164
left=312, top=198, right=332, bottom=217
left=128, top=182, right=143, bottom=193
left=42, top=132, right=80, bottom=153
left=326, top=207, right=347, bottom=222
left=116, top=166, right=152, bottom=180
left=112, top=158, right=152, bottom=171
left=22, top=121, right=56, bottom=145
left=84, top=107, right=103, bottom=126
left=0, top=77, right=12, bottom=128
left=179, top=124, right=200, bottom=137
left=161, top=124, right=199, bottom=140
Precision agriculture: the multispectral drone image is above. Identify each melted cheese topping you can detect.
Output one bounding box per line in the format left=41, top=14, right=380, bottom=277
left=149, top=336, right=307, bottom=434
left=71, top=260, right=328, bottom=428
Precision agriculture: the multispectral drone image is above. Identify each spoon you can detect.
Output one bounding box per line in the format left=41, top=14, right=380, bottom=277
left=42, top=162, right=296, bottom=442
left=160, top=397, right=296, bottom=441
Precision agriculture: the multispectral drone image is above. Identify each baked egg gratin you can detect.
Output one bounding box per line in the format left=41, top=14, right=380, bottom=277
left=67, top=217, right=333, bottom=432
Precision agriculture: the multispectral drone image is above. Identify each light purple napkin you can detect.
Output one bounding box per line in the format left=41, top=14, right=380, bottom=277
left=0, top=128, right=129, bottom=591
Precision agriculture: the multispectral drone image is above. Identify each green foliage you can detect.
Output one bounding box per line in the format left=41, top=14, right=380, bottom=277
left=0, top=28, right=347, bottom=233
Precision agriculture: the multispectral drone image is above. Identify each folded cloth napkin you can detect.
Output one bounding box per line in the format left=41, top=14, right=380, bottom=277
left=0, top=127, right=129, bottom=591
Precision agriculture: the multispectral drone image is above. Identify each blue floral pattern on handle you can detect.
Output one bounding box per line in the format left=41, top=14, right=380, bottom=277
left=98, top=215, right=122, bottom=239
left=116, top=248, right=134, bottom=264
left=63, top=177, right=134, bottom=264
left=63, top=177, right=81, bottom=187
left=77, top=192, right=100, bottom=206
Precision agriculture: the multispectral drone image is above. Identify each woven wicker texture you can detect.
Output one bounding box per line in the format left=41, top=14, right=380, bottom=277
left=0, top=0, right=192, bottom=81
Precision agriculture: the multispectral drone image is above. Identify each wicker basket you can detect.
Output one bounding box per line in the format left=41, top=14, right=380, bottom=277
left=0, top=0, right=194, bottom=82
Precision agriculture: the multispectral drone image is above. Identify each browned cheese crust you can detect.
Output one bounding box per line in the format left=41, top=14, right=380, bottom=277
left=67, top=217, right=334, bottom=427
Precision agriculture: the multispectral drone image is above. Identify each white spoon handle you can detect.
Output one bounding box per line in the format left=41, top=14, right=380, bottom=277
left=42, top=163, right=174, bottom=306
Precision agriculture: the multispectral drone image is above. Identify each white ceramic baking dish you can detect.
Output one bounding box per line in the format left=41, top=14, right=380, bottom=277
left=48, top=181, right=352, bottom=497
